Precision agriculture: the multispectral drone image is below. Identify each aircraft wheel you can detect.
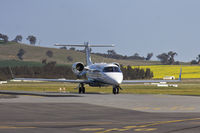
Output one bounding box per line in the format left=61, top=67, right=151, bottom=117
left=82, top=87, right=85, bottom=94
left=116, top=87, right=119, bottom=94
left=113, top=87, right=119, bottom=94
left=79, top=87, right=82, bottom=94
left=113, top=87, right=117, bottom=94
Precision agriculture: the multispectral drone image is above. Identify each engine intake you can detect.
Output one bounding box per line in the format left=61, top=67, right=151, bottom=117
left=72, top=62, right=85, bottom=75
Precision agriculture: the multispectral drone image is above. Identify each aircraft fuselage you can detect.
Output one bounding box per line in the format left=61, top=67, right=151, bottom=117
left=86, top=63, right=123, bottom=87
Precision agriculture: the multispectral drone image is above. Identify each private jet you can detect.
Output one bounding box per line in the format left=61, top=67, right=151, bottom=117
left=15, top=42, right=181, bottom=94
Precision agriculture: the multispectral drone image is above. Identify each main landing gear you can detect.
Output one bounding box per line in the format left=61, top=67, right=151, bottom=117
left=79, top=83, right=85, bottom=94
left=113, top=86, right=119, bottom=94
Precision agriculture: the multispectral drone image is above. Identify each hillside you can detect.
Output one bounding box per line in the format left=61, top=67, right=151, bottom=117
left=0, top=42, right=161, bottom=66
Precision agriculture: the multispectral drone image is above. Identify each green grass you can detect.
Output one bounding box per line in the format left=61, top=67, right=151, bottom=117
left=1, top=80, right=200, bottom=96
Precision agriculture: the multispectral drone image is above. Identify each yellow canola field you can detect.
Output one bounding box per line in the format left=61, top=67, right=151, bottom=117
left=131, top=65, right=200, bottom=79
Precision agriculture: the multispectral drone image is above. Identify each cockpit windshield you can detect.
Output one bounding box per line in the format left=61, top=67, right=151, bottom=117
left=103, top=67, right=121, bottom=72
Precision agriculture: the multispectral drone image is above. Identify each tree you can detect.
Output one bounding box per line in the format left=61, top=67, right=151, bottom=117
left=157, top=51, right=178, bottom=65
left=17, top=49, right=26, bottom=60
left=174, top=61, right=180, bottom=65
left=145, top=68, right=153, bottom=79
left=69, top=47, right=75, bottom=51
left=46, top=50, right=53, bottom=58
left=196, top=54, right=200, bottom=63
left=107, top=50, right=116, bottom=55
left=26, top=35, right=36, bottom=45
left=0, top=33, right=8, bottom=43
left=190, top=54, right=200, bottom=64
left=133, top=53, right=139, bottom=57
left=157, top=53, right=169, bottom=64
left=13, top=35, right=22, bottom=43
left=191, top=60, right=198, bottom=64
left=60, top=47, right=67, bottom=50
left=44, top=61, right=57, bottom=71
left=168, top=51, right=177, bottom=65
left=146, top=53, right=153, bottom=60
left=120, top=66, right=153, bottom=79
left=42, top=59, right=47, bottom=64
left=127, top=53, right=145, bottom=60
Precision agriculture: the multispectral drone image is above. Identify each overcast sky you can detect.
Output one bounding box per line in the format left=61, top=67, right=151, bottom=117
left=1, top=0, right=200, bottom=61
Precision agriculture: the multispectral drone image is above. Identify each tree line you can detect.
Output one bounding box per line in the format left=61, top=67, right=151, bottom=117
left=0, top=33, right=37, bottom=45
left=79, top=48, right=179, bottom=65
left=93, top=50, right=154, bottom=61
left=121, top=65, right=153, bottom=80
left=0, top=62, right=153, bottom=81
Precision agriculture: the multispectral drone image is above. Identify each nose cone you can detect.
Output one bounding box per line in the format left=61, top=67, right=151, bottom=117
left=105, top=73, right=123, bottom=85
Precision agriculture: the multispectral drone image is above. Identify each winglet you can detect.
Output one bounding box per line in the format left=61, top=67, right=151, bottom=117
left=179, top=68, right=182, bottom=81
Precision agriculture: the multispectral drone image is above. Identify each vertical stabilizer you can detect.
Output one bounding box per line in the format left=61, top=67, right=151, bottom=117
left=84, top=42, right=92, bottom=66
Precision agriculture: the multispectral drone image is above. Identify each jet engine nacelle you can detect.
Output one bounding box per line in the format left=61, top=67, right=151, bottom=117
left=72, top=62, right=85, bottom=75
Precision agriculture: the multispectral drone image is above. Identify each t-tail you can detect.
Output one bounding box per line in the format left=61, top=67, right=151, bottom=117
left=55, top=42, right=114, bottom=66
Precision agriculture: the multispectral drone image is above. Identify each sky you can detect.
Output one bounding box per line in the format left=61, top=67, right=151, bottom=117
left=1, top=0, right=200, bottom=62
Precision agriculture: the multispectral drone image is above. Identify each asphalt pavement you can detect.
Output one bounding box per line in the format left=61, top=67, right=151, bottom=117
left=0, top=93, right=200, bottom=133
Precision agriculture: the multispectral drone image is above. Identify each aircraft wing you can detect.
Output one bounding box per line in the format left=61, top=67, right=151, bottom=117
left=122, top=79, right=180, bottom=84
left=13, top=78, right=90, bottom=84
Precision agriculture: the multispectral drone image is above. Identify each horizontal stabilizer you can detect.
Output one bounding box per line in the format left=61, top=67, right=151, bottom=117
left=54, top=44, right=114, bottom=47
left=54, top=42, right=114, bottom=66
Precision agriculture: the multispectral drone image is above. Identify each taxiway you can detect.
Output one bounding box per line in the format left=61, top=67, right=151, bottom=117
left=0, top=93, right=200, bottom=133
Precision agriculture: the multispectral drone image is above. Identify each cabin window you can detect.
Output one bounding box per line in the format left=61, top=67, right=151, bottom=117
left=103, top=67, right=121, bottom=72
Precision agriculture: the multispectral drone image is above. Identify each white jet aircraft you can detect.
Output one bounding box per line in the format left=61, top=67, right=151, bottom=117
left=15, top=42, right=182, bottom=94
